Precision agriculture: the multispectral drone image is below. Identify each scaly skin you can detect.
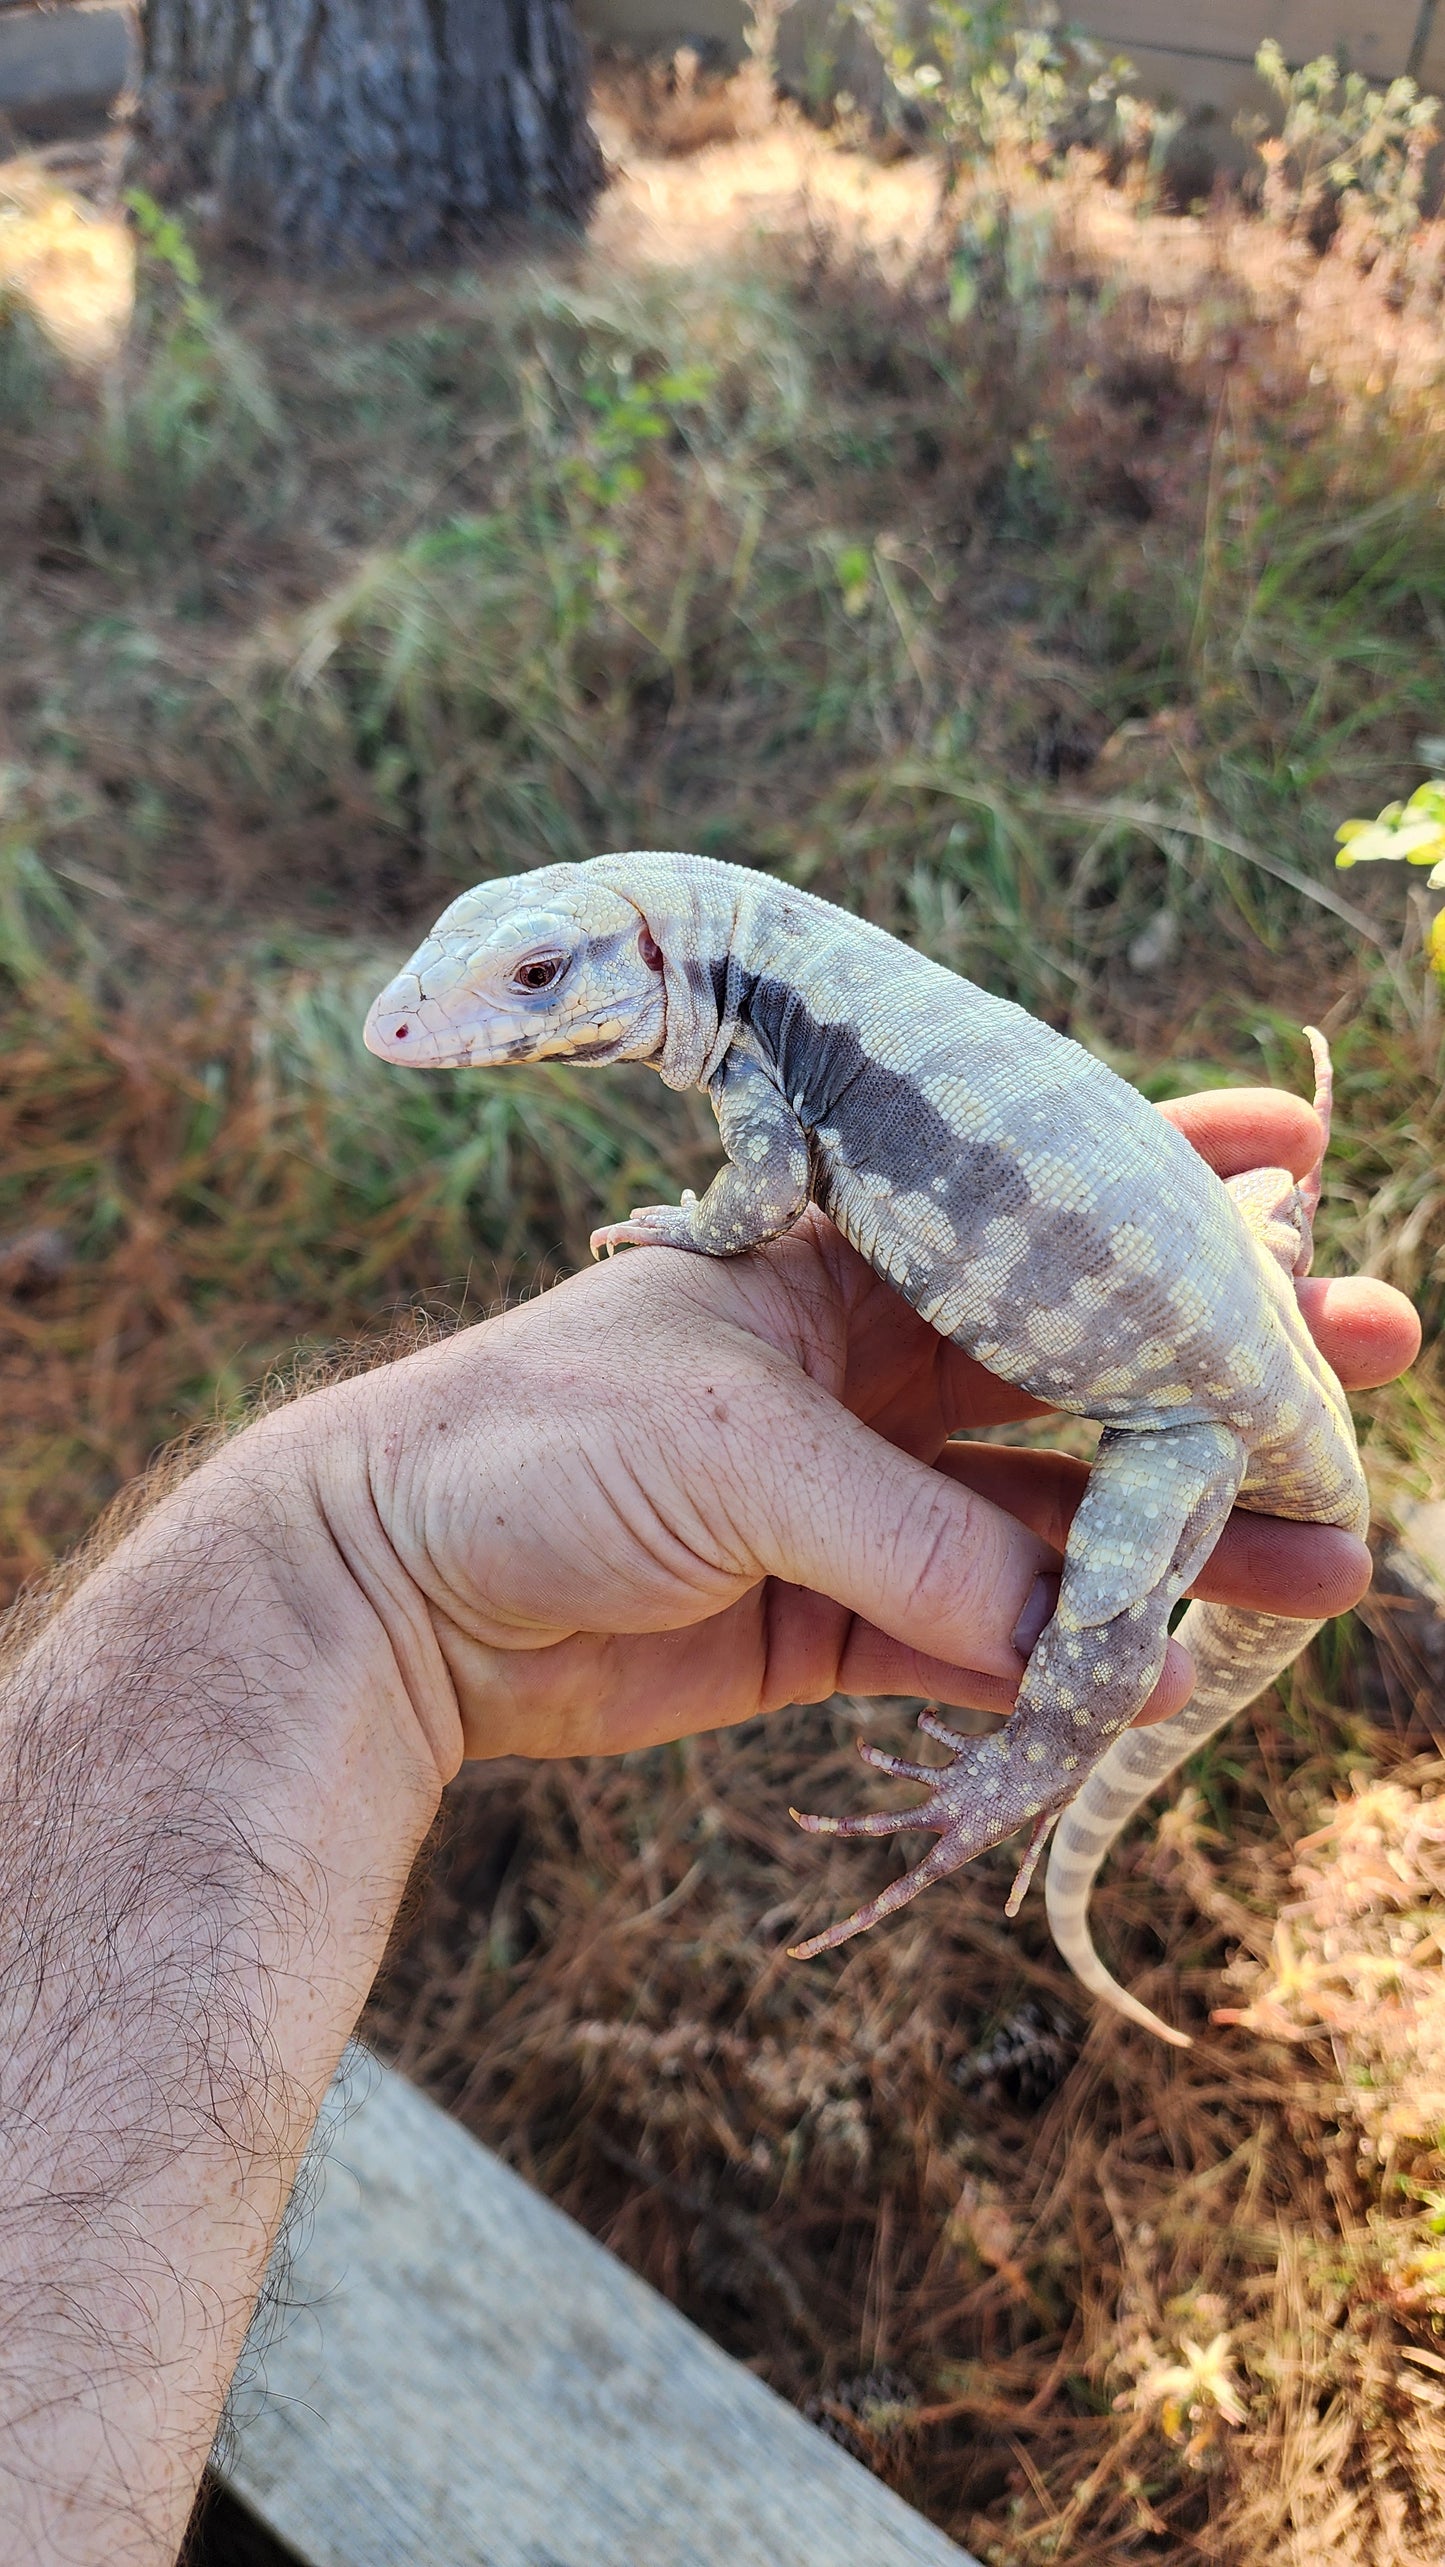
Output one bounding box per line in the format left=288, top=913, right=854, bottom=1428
left=365, top=854, right=1369, bottom=2043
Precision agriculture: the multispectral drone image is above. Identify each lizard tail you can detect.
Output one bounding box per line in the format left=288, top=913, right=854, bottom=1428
left=1042, top=1601, right=1325, bottom=2047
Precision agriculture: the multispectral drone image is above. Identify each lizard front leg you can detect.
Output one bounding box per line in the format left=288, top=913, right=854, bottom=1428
left=591, top=1049, right=811, bottom=1258
left=789, top=1417, right=1248, bottom=1957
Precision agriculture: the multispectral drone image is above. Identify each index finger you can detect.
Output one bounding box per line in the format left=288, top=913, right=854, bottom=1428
left=936, top=1442, right=1372, bottom=1619
left=1156, top=1084, right=1322, bottom=1179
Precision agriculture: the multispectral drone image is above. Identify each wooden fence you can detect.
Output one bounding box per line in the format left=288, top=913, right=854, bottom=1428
left=575, top=0, right=1445, bottom=121
left=3, top=1, right=1444, bottom=143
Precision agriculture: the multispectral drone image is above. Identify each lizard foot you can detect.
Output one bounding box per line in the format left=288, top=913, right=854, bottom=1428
left=786, top=1709, right=1069, bottom=1960
left=589, top=1194, right=699, bottom=1259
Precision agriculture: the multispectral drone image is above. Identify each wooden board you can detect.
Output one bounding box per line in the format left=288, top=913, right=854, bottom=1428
left=219, top=2051, right=979, bottom=2567
left=1083, top=0, right=1422, bottom=76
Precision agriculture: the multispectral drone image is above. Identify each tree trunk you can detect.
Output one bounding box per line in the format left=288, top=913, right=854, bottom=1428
left=134, top=0, right=604, bottom=267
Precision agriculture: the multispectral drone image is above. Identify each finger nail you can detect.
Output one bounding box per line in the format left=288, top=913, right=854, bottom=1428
left=1012, top=1572, right=1059, bottom=1657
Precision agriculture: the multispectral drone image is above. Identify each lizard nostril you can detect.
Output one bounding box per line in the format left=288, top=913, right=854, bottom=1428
left=394, top=1024, right=410, bottom=1040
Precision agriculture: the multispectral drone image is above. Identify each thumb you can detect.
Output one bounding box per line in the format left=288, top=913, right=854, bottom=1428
left=722, top=1362, right=1193, bottom=1723
left=723, top=1364, right=1055, bottom=1683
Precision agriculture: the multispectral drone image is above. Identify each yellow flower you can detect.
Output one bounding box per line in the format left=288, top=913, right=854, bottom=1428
left=1336, top=782, right=1445, bottom=879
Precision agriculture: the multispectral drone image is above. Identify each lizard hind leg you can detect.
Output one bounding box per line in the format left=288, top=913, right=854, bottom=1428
left=787, top=1419, right=1248, bottom=1958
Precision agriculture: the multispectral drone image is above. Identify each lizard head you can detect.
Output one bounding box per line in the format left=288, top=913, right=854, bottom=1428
left=363, top=868, right=668, bottom=1071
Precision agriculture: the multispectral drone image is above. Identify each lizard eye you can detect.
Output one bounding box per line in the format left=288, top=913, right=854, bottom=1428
left=511, top=954, right=567, bottom=994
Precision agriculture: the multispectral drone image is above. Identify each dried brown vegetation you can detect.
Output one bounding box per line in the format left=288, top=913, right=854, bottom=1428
left=2, top=93, right=1445, bottom=2565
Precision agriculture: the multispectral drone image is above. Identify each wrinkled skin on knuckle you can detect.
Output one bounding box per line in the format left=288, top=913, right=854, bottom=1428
left=761, top=1580, right=853, bottom=1712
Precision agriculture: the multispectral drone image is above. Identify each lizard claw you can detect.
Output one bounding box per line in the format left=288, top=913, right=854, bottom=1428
left=855, top=1738, right=947, bottom=1785
left=1293, top=1026, right=1333, bottom=1275
left=916, top=1705, right=980, bottom=1754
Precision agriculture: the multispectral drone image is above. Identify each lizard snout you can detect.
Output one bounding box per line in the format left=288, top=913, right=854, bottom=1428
left=363, top=949, right=502, bottom=1068
left=363, top=978, right=429, bottom=1063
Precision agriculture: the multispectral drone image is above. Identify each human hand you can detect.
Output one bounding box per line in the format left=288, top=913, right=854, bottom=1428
left=294, top=1087, right=1418, bottom=1782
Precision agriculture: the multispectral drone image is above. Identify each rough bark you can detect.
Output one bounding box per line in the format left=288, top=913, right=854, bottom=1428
left=134, top=0, right=604, bottom=268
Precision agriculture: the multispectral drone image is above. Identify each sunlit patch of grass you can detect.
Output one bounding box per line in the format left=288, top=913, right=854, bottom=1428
left=0, top=160, right=132, bottom=368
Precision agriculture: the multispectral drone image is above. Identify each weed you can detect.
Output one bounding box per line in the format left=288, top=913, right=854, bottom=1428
left=0, top=292, right=54, bottom=430
left=1249, top=41, right=1441, bottom=262
left=68, top=194, right=286, bottom=564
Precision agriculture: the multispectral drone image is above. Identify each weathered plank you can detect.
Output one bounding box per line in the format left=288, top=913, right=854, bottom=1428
left=1076, top=0, right=1432, bottom=122
left=220, top=2051, right=979, bottom=2567
left=2, top=0, right=1437, bottom=146
left=1086, top=0, right=1422, bottom=76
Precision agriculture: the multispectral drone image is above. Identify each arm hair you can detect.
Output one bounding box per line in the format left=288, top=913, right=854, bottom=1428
left=0, top=1398, right=441, bottom=2561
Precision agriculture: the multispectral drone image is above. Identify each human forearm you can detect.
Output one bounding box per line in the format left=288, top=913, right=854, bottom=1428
left=0, top=1426, right=442, bottom=2565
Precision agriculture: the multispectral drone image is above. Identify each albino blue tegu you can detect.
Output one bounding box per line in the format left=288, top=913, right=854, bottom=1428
left=364, top=851, right=1368, bottom=2045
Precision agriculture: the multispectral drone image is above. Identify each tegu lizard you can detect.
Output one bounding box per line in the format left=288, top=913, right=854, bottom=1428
left=364, top=850, right=1369, bottom=2044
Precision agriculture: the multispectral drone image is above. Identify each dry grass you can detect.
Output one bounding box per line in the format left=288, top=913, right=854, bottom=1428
left=4, top=93, right=1445, bottom=2564
left=366, top=1663, right=1445, bottom=2564
left=0, top=157, right=132, bottom=366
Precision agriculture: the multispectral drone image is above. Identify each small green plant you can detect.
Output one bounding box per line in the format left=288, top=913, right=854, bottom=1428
left=273, top=324, right=737, bottom=872
left=123, top=191, right=210, bottom=325
left=0, top=291, right=54, bottom=431
left=1249, top=40, right=1440, bottom=255
left=974, top=15, right=1135, bottom=163
left=122, top=192, right=283, bottom=451
left=561, top=363, right=717, bottom=571
left=75, top=192, right=285, bottom=556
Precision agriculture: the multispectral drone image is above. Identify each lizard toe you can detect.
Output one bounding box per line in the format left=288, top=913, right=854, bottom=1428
left=588, top=1204, right=696, bottom=1258
left=787, top=1820, right=985, bottom=1959
left=854, top=1739, right=946, bottom=1784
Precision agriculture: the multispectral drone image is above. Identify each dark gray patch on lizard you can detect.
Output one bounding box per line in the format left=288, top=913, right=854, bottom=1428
left=732, top=967, right=1028, bottom=1214
left=678, top=964, right=1207, bottom=1415
left=686, top=955, right=722, bottom=1009
left=708, top=965, right=1175, bottom=1396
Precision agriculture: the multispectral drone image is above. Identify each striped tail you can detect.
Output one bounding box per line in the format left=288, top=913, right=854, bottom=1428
left=1042, top=1601, right=1323, bottom=2046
